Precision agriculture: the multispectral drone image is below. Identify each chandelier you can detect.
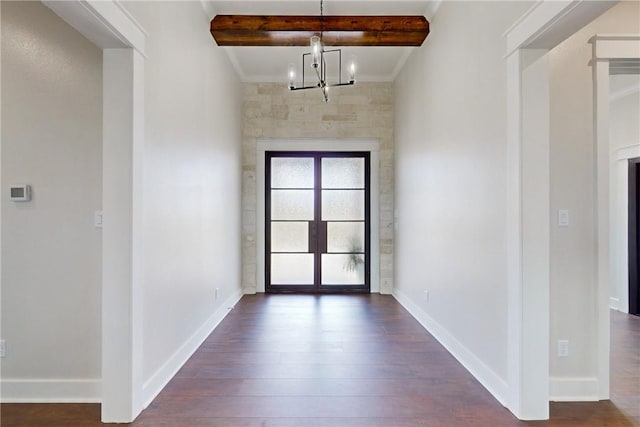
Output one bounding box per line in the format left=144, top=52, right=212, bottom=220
left=287, top=0, right=356, bottom=102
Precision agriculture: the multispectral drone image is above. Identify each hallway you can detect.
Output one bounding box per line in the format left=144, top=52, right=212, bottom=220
left=1, top=295, right=638, bottom=426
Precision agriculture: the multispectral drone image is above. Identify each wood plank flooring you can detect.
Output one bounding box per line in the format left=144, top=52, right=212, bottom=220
left=1, top=294, right=638, bottom=426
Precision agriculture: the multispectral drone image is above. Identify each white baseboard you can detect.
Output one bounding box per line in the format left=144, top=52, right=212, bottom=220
left=141, top=289, right=243, bottom=408
left=549, top=377, right=599, bottom=401
left=0, top=379, right=101, bottom=403
left=393, top=289, right=508, bottom=406
left=609, top=297, right=619, bottom=310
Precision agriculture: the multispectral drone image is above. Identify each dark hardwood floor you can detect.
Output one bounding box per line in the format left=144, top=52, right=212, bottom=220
left=1, top=295, right=638, bottom=426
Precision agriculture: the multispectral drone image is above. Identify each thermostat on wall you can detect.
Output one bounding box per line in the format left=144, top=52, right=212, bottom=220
left=10, top=185, right=31, bottom=202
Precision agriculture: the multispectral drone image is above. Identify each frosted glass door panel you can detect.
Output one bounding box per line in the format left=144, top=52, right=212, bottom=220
left=271, top=190, right=314, bottom=220
left=271, top=222, right=308, bottom=253
left=271, top=254, right=314, bottom=284
left=322, top=190, right=364, bottom=221
left=321, top=254, right=365, bottom=285
left=327, top=222, right=365, bottom=253
left=322, top=158, right=365, bottom=189
left=271, top=157, right=314, bottom=188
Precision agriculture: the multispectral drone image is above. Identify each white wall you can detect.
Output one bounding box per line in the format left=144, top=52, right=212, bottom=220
left=609, top=74, right=640, bottom=313
left=393, top=0, right=531, bottom=404
left=548, top=1, right=640, bottom=395
left=119, top=1, right=243, bottom=405
left=1, top=1, right=102, bottom=400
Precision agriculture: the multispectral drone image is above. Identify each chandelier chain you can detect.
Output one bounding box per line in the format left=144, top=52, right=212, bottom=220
left=320, top=0, right=324, bottom=41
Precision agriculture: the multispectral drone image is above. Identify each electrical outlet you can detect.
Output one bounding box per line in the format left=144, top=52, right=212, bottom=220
left=558, top=340, right=569, bottom=357
left=0, top=340, right=6, bottom=358
left=215, top=288, right=219, bottom=300
left=423, top=290, right=429, bottom=303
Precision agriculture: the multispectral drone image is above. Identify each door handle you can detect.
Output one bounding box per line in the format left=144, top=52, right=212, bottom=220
left=320, top=221, right=328, bottom=254
left=308, top=221, right=327, bottom=253
left=308, top=221, right=316, bottom=253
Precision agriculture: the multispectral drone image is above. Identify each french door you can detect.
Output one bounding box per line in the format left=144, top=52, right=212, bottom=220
left=265, top=151, right=370, bottom=293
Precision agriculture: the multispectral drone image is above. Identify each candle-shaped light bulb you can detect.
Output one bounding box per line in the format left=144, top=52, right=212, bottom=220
left=323, top=85, right=329, bottom=103
left=288, top=63, right=296, bottom=89
left=310, top=36, right=322, bottom=69
left=349, top=55, right=357, bottom=83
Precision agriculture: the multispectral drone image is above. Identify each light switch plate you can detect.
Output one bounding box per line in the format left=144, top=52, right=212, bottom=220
left=94, top=210, right=103, bottom=228
left=558, top=340, right=569, bottom=357
left=558, top=209, right=569, bottom=227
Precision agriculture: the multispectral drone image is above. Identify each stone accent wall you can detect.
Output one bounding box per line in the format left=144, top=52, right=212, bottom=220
left=242, top=82, right=394, bottom=294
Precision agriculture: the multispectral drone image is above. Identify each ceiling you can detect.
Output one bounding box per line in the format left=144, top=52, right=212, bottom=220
left=202, top=0, right=441, bottom=82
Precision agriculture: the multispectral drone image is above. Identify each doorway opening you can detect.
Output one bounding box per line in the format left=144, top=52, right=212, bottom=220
left=265, top=151, right=370, bottom=293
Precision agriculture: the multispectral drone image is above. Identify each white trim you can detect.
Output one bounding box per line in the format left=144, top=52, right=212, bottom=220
left=113, top=1, right=148, bottom=38
left=549, top=377, right=599, bottom=402
left=43, top=0, right=146, bottom=55
left=521, top=49, right=551, bottom=419
left=505, top=1, right=579, bottom=55
left=610, top=297, right=620, bottom=310
left=615, top=144, right=640, bottom=161
left=505, top=48, right=551, bottom=420
left=0, top=379, right=101, bottom=403
left=142, top=290, right=243, bottom=408
left=393, top=289, right=508, bottom=406
left=505, top=1, right=615, bottom=56
left=503, top=2, right=543, bottom=39
left=505, top=50, right=525, bottom=418
left=592, top=34, right=640, bottom=41
left=590, top=34, right=640, bottom=60
left=255, top=138, right=381, bottom=294
left=101, top=47, right=146, bottom=423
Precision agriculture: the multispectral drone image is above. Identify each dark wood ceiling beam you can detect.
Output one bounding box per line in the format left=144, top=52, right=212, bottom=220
left=210, top=15, right=429, bottom=47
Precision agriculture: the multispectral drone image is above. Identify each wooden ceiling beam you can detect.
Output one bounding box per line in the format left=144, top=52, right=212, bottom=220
left=210, top=15, right=429, bottom=47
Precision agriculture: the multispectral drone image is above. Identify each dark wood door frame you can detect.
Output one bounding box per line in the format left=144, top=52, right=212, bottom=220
left=629, top=157, right=640, bottom=316
left=265, top=151, right=371, bottom=294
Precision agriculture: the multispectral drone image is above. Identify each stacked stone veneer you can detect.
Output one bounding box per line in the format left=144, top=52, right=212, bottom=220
left=242, top=82, right=394, bottom=294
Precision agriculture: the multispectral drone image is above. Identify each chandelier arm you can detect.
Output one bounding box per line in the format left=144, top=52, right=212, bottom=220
left=290, top=86, right=322, bottom=91
left=326, top=82, right=355, bottom=88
